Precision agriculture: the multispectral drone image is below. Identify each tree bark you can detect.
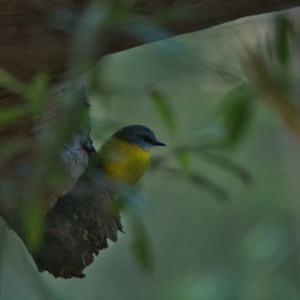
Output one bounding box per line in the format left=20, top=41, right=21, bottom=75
left=1, top=1, right=300, bottom=86
left=0, top=0, right=300, bottom=278
left=31, top=151, right=122, bottom=278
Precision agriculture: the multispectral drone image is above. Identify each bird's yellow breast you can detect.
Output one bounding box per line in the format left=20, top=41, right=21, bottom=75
left=98, top=138, right=150, bottom=185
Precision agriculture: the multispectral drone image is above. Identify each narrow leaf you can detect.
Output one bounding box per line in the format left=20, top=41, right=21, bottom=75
left=0, top=105, right=28, bottom=126
left=22, top=197, right=45, bottom=252
left=0, top=67, right=27, bottom=96
left=189, top=172, right=230, bottom=203
left=196, top=152, right=252, bottom=186
left=130, top=217, right=152, bottom=272
left=151, top=89, right=176, bottom=135
left=216, top=85, right=253, bottom=147
left=275, top=15, right=293, bottom=65
left=163, top=167, right=230, bottom=203
left=148, top=155, right=167, bottom=170
left=174, top=148, right=191, bottom=172
left=25, top=73, right=49, bottom=113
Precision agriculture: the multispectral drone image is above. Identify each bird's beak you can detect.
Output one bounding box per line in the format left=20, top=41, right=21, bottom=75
left=153, top=140, right=166, bottom=146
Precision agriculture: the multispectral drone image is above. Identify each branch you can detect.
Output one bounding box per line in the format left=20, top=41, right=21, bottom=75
left=0, top=1, right=300, bottom=86
left=106, top=0, right=300, bottom=55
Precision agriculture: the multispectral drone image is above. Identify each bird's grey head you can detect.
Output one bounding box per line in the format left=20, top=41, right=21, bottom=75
left=112, top=125, right=166, bottom=150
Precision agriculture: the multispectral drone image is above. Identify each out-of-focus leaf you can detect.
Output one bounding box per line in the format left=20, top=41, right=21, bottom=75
left=189, top=172, right=230, bottom=203
left=0, top=72, right=49, bottom=126
left=216, top=84, right=254, bottom=147
left=163, top=167, right=229, bottom=203
left=130, top=216, right=152, bottom=272
left=275, top=16, right=293, bottom=65
left=197, top=152, right=252, bottom=186
left=0, top=221, right=7, bottom=267
left=109, top=196, right=126, bottom=214
left=249, top=54, right=300, bottom=137
left=25, top=73, right=49, bottom=113
left=151, top=89, right=176, bottom=135
left=22, top=196, right=45, bottom=252
left=113, top=185, right=149, bottom=216
left=0, top=139, right=28, bottom=164
left=70, top=2, right=107, bottom=75
left=0, top=105, right=28, bottom=126
left=0, top=67, right=27, bottom=96
left=174, top=148, right=191, bottom=172
left=148, top=155, right=168, bottom=170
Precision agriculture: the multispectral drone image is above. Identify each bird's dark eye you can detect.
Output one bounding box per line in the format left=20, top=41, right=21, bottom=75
left=142, top=135, right=153, bottom=143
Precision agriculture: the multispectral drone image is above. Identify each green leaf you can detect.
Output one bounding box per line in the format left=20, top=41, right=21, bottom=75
left=175, top=148, right=191, bottom=172
left=25, top=73, right=49, bottom=113
left=22, top=196, right=45, bottom=252
left=0, top=221, right=7, bottom=264
left=275, top=15, right=293, bottom=65
left=197, top=152, right=252, bottom=186
left=130, top=217, right=152, bottom=272
left=0, top=139, right=28, bottom=164
left=151, top=89, right=176, bottom=135
left=0, top=105, right=28, bottom=126
left=0, top=72, right=49, bottom=126
left=109, top=196, right=126, bottom=214
left=163, top=167, right=230, bottom=203
left=189, top=172, right=230, bottom=203
left=112, top=186, right=149, bottom=216
left=148, top=155, right=165, bottom=169
left=0, top=67, right=27, bottom=96
left=217, top=85, right=254, bottom=147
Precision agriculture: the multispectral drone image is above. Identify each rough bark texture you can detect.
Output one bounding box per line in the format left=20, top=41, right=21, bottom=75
left=0, top=0, right=300, bottom=278
left=32, top=151, right=122, bottom=278
left=1, top=0, right=300, bottom=87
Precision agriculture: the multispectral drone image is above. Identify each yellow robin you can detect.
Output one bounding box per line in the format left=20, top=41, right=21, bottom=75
left=98, top=125, right=166, bottom=186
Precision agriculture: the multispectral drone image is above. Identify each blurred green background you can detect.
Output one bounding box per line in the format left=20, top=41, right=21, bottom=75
left=1, top=13, right=300, bottom=300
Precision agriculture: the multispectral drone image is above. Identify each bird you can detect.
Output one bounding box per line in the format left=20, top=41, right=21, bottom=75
left=36, top=125, right=165, bottom=277
left=97, top=125, right=166, bottom=186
